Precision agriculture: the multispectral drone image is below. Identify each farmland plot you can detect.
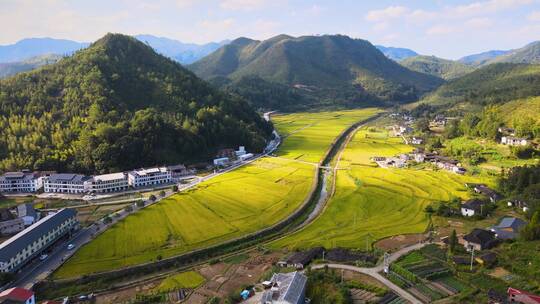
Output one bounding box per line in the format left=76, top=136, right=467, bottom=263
left=56, top=109, right=380, bottom=278
left=272, top=128, right=492, bottom=250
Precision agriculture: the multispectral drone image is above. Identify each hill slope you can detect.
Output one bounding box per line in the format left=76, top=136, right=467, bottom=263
left=0, top=54, right=62, bottom=78
left=375, top=45, right=418, bottom=61
left=459, top=50, right=510, bottom=66
left=0, top=33, right=271, bottom=173
left=488, top=41, right=540, bottom=64
left=421, top=63, right=540, bottom=107
left=190, top=35, right=443, bottom=109
left=401, top=55, right=474, bottom=80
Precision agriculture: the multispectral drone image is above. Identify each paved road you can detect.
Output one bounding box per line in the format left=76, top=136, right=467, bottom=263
left=311, top=242, right=428, bottom=304
left=10, top=114, right=282, bottom=291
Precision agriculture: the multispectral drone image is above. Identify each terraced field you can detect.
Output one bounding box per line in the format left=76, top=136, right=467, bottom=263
left=272, top=128, right=492, bottom=250
left=55, top=109, right=380, bottom=278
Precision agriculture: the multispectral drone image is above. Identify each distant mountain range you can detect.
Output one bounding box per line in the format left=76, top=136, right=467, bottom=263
left=375, top=45, right=418, bottom=61
left=400, top=55, right=474, bottom=80
left=0, top=35, right=229, bottom=68
left=189, top=35, right=443, bottom=109
left=458, top=50, right=511, bottom=66
left=0, top=54, right=63, bottom=78
left=458, top=41, right=540, bottom=66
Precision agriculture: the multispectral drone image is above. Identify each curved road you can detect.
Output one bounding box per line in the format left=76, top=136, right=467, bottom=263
left=311, top=242, right=428, bottom=304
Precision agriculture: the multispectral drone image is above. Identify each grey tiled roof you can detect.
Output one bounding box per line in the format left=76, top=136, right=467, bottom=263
left=261, top=272, right=307, bottom=304
left=46, top=173, right=89, bottom=183
left=0, top=208, right=77, bottom=261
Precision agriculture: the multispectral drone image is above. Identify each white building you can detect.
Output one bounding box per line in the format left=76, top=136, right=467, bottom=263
left=0, top=171, right=42, bottom=193
left=0, top=208, right=78, bottom=273
left=213, top=157, right=230, bottom=167
left=43, top=173, right=89, bottom=194
left=128, top=167, right=171, bottom=188
left=411, top=137, right=424, bottom=145
left=501, top=136, right=529, bottom=146
left=85, top=172, right=128, bottom=193
left=239, top=153, right=254, bottom=161
left=235, top=146, right=246, bottom=157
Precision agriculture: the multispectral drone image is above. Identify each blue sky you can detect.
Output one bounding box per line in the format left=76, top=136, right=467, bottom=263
left=1, top=0, right=539, bottom=59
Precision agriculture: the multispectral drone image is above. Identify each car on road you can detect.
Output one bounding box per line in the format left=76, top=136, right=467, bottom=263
left=67, top=243, right=75, bottom=250
left=39, top=254, right=48, bottom=261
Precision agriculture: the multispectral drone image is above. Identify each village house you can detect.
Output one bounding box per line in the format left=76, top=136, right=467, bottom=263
left=432, top=114, right=447, bottom=126
left=0, top=209, right=25, bottom=235
left=461, top=199, right=488, bottom=217
left=43, top=173, right=89, bottom=194
left=474, top=185, right=501, bottom=203
left=498, top=127, right=516, bottom=136
left=490, top=217, right=526, bottom=240
left=0, top=171, right=43, bottom=193
left=84, top=172, right=129, bottom=193
left=278, top=247, right=324, bottom=270
left=0, top=208, right=78, bottom=273
left=463, top=228, right=497, bottom=252
left=0, top=287, right=35, bottom=304
left=475, top=251, right=497, bottom=267
left=411, top=137, right=424, bottom=145
left=501, top=136, right=529, bottom=146
left=260, top=271, right=308, bottom=304
left=507, top=287, right=540, bottom=304
left=17, top=203, right=37, bottom=226
left=167, top=164, right=194, bottom=181
left=127, top=167, right=171, bottom=188
left=507, top=200, right=530, bottom=212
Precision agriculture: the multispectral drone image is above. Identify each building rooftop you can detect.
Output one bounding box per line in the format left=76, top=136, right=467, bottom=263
left=17, top=203, right=37, bottom=219
left=130, top=167, right=168, bottom=176
left=463, top=228, right=496, bottom=246
left=0, top=208, right=15, bottom=222
left=0, top=287, right=33, bottom=301
left=461, top=199, right=487, bottom=211
left=46, top=173, right=89, bottom=183
left=286, top=247, right=324, bottom=266
left=261, top=272, right=307, bottom=304
left=0, top=171, right=37, bottom=181
left=92, top=172, right=126, bottom=182
left=491, top=217, right=527, bottom=240
left=0, top=208, right=77, bottom=261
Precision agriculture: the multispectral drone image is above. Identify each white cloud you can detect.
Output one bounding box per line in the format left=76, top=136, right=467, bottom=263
left=427, top=25, right=455, bottom=35
left=219, top=0, right=267, bottom=11
left=452, top=0, right=533, bottom=17
left=528, top=10, right=540, bottom=21
left=465, top=17, right=493, bottom=28
left=365, top=6, right=409, bottom=22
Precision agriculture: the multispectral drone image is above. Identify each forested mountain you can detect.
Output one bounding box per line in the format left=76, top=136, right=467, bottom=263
left=488, top=41, right=540, bottom=65
left=0, top=38, right=88, bottom=62
left=458, top=50, right=510, bottom=66
left=134, top=35, right=229, bottom=64
left=189, top=35, right=443, bottom=109
left=421, top=63, right=540, bottom=107
left=400, top=55, right=474, bottom=80
left=0, top=33, right=272, bottom=173
left=0, top=54, right=62, bottom=78
left=375, top=45, right=418, bottom=61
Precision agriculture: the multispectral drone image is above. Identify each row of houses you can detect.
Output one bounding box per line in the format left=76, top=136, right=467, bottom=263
left=0, top=165, right=193, bottom=195
left=373, top=150, right=466, bottom=174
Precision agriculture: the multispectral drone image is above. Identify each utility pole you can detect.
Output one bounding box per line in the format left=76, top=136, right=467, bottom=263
left=469, top=245, right=475, bottom=271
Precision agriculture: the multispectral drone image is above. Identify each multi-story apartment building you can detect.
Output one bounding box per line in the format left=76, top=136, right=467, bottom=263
left=0, top=171, right=42, bottom=193
left=0, top=208, right=78, bottom=273
left=127, top=167, right=171, bottom=188
left=84, top=172, right=129, bottom=193
left=43, top=173, right=89, bottom=194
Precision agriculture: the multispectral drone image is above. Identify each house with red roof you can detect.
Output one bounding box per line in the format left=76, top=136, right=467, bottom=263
left=508, top=287, right=540, bottom=304
left=0, top=287, right=35, bottom=304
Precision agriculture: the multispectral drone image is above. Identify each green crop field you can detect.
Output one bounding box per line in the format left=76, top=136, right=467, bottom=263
left=271, top=128, right=493, bottom=250
left=155, top=271, right=205, bottom=293
left=55, top=108, right=381, bottom=278
left=271, top=108, right=382, bottom=163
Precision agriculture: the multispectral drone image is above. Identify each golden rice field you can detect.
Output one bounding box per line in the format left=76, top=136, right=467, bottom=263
left=271, top=128, right=494, bottom=250
left=55, top=108, right=380, bottom=278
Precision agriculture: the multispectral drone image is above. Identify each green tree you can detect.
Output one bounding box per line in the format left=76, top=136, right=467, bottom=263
left=449, top=229, right=458, bottom=254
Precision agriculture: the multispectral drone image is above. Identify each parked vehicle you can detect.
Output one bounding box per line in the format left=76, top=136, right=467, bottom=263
left=67, top=244, right=75, bottom=250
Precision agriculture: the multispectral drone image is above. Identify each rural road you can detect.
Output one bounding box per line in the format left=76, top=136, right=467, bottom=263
left=311, top=242, right=428, bottom=304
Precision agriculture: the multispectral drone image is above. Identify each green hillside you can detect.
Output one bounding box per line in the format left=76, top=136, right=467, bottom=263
left=400, top=55, right=474, bottom=80
left=0, top=33, right=271, bottom=173
left=190, top=35, right=444, bottom=109
left=421, top=63, right=540, bottom=107
left=488, top=41, right=540, bottom=65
